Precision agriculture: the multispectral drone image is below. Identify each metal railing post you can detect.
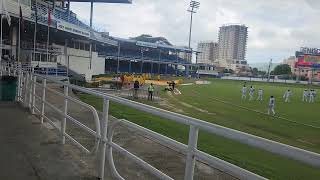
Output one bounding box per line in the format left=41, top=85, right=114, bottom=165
left=40, top=79, right=46, bottom=124
left=20, top=72, right=24, bottom=103
left=61, top=85, right=68, bottom=144
left=32, top=76, right=37, bottom=114
left=17, top=71, right=21, bottom=102
left=98, top=98, right=109, bottom=180
left=29, top=75, right=33, bottom=109
left=24, top=73, right=30, bottom=107
left=184, top=126, right=199, bottom=180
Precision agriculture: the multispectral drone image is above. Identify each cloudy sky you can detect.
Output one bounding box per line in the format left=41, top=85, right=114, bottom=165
left=70, top=0, right=320, bottom=64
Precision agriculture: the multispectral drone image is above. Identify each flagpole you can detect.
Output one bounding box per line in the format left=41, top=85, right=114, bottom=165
left=1, top=14, right=3, bottom=64
left=46, top=23, right=49, bottom=75
left=32, top=0, right=37, bottom=73
left=46, top=6, right=50, bottom=76
left=18, top=1, right=21, bottom=64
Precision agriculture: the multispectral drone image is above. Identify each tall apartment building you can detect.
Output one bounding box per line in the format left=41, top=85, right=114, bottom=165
left=197, top=41, right=219, bottom=65
left=218, top=24, right=248, bottom=69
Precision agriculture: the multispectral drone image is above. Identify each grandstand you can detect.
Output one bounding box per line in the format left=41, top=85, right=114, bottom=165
left=99, top=37, right=197, bottom=76
left=1, top=0, right=213, bottom=82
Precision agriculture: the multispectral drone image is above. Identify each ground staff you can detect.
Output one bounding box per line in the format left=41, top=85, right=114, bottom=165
left=148, top=83, right=155, bottom=101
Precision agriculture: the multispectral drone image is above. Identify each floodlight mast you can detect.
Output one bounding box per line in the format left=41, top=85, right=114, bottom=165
left=187, top=1, right=200, bottom=49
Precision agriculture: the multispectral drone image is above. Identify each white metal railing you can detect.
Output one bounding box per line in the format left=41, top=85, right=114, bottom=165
left=0, top=62, right=101, bottom=154
left=8, top=62, right=68, bottom=77
left=127, top=88, right=160, bottom=101
left=221, top=76, right=320, bottom=85
left=1, top=62, right=320, bottom=180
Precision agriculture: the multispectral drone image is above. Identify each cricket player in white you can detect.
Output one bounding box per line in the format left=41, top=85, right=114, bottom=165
left=249, top=86, right=255, bottom=101
left=257, top=89, right=263, bottom=101
left=283, top=90, right=292, bottom=102
left=241, top=86, right=247, bottom=99
left=268, top=96, right=276, bottom=115
left=309, top=90, right=315, bottom=103
left=302, top=89, right=308, bottom=102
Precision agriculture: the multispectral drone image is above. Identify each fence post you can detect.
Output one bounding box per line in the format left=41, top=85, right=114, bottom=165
left=61, top=85, right=68, bottom=144
left=40, top=79, right=46, bottom=124
left=98, top=98, right=109, bottom=180
left=184, top=126, right=199, bottom=180
left=32, top=76, right=37, bottom=114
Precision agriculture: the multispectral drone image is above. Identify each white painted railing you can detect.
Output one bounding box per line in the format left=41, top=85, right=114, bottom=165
left=1, top=62, right=320, bottom=180
left=0, top=62, right=101, bottom=154
left=221, top=76, right=320, bottom=85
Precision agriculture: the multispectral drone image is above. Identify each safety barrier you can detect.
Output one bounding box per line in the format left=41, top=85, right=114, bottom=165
left=9, top=62, right=68, bottom=76
left=1, top=62, right=320, bottom=180
left=221, top=76, right=320, bottom=85
left=0, top=62, right=100, bottom=154
left=127, top=88, right=160, bottom=101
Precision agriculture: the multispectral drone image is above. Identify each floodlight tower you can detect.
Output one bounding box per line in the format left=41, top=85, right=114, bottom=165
left=187, top=0, right=200, bottom=49
left=267, top=58, right=273, bottom=82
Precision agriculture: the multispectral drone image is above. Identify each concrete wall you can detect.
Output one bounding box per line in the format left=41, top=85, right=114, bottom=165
left=57, top=45, right=105, bottom=81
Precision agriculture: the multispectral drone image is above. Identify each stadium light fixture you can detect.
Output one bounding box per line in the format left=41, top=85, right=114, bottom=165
left=187, top=0, right=200, bottom=49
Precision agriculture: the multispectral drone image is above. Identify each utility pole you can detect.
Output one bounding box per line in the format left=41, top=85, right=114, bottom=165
left=187, top=1, right=200, bottom=49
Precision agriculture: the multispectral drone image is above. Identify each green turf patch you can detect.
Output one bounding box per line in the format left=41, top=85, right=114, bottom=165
left=170, top=79, right=320, bottom=153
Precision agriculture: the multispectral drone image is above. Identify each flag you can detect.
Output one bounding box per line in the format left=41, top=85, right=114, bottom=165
left=48, top=7, right=51, bottom=26
left=19, top=5, right=24, bottom=32
left=0, top=0, right=11, bottom=26
left=33, top=0, right=38, bottom=64
left=34, top=0, right=38, bottom=25
left=46, top=6, right=51, bottom=70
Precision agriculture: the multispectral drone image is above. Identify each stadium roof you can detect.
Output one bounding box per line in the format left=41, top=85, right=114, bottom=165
left=67, top=0, right=132, bottom=3
left=112, top=37, right=192, bottom=53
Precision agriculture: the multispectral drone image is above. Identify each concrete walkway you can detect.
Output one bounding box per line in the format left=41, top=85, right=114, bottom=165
left=0, top=102, right=95, bottom=180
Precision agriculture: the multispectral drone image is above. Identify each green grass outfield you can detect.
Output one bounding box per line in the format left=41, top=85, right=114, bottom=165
left=79, top=79, right=320, bottom=180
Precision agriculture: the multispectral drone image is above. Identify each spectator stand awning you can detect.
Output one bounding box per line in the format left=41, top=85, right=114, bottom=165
left=66, top=0, right=132, bottom=3
left=112, top=37, right=193, bottom=53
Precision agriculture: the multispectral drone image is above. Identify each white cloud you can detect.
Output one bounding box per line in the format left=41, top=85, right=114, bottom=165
left=70, top=0, right=320, bottom=63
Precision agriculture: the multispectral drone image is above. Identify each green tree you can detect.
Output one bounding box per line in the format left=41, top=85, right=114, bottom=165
left=258, top=71, right=266, bottom=76
left=223, top=69, right=234, bottom=74
left=252, top=68, right=258, bottom=76
left=273, top=64, right=292, bottom=75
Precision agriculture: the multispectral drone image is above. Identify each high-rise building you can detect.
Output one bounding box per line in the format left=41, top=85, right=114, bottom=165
left=218, top=24, right=248, bottom=69
left=197, top=41, right=218, bottom=65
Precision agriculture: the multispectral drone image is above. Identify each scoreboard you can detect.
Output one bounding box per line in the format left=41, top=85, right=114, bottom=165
left=296, top=47, right=320, bottom=67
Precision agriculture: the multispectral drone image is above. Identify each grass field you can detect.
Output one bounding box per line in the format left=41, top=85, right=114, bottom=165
left=79, top=79, right=320, bottom=180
